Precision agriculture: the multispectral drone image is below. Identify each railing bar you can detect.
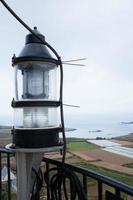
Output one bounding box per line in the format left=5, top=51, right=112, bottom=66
left=0, top=148, right=13, bottom=154
left=98, top=180, right=102, bottom=200
left=7, top=153, right=11, bottom=200
left=57, top=167, right=62, bottom=200
left=115, top=188, right=121, bottom=198
left=70, top=178, right=73, bottom=200
left=63, top=178, right=68, bottom=200
left=83, top=175, right=88, bottom=196
left=42, top=158, right=133, bottom=196
left=46, top=162, right=50, bottom=200
left=0, top=150, right=132, bottom=200
left=0, top=153, right=2, bottom=200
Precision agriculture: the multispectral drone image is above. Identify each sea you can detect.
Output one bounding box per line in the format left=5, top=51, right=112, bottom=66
left=64, top=112, right=133, bottom=139
left=1, top=112, right=133, bottom=139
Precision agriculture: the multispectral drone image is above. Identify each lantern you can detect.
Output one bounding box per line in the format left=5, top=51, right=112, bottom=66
left=11, top=27, right=61, bottom=148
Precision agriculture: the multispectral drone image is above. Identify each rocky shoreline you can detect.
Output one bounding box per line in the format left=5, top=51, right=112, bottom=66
left=114, top=133, right=133, bottom=142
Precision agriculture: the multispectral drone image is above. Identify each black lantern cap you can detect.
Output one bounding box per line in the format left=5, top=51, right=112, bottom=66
left=12, top=27, right=58, bottom=65
left=26, top=27, right=45, bottom=44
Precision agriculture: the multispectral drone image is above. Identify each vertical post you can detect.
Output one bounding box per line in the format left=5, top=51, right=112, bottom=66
left=70, top=178, right=73, bottom=200
left=83, top=175, right=88, bottom=197
left=98, top=180, right=102, bottom=200
left=7, top=153, right=11, bottom=200
left=57, top=167, right=62, bottom=200
left=46, top=162, right=50, bottom=200
left=115, top=188, right=121, bottom=199
left=16, top=152, right=43, bottom=200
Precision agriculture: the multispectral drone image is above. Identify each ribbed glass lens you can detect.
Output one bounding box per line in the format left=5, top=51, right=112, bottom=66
left=14, top=107, right=59, bottom=128
left=23, top=107, right=48, bottom=128
left=14, top=61, right=59, bottom=101
left=13, top=61, right=60, bottom=130
left=23, top=69, right=44, bottom=97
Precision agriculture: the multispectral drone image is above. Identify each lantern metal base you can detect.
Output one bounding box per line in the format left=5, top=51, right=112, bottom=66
left=6, top=143, right=63, bottom=153
left=12, top=128, right=61, bottom=148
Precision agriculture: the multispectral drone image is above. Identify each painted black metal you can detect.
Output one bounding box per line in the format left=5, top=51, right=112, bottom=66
left=12, top=27, right=58, bottom=66
left=98, top=181, right=103, bottom=200
left=0, top=148, right=13, bottom=200
left=46, top=162, right=50, bottom=200
left=44, top=165, right=87, bottom=200
left=115, top=188, right=121, bottom=198
left=12, top=56, right=58, bottom=66
left=83, top=175, right=88, bottom=197
left=12, top=28, right=59, bottom=66
left=12, top=128, right=62, bottom=148
left=12, top=100, right=61, bottom=108
left=12, top=127, right=62, bottom=133
left=0, top=148, right=13, bottom=154
left=42, top=157, right=133, bottom=197
left=105, top=191, right=124, bottom=200
left=70, top=178, right=73, bottom=200
left=26, top=27, right=45, bottom=44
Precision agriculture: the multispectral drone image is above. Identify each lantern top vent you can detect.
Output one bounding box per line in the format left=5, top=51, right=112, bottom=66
left=26, top=27, right=45, bottom=44
left=12, top=27, right=58, bottom=65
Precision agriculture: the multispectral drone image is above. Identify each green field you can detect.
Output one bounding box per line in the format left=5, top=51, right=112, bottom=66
left=67, top=140, right=133, bottom=187
left=0, top=128, right=11, bottom=147
left=123, top=163, right=133, bottom=169
left=67, top=141, right=99, bottom=151
left=76, top=161, right=133, bottom=187
left=0, top=128, right=11, bottom=139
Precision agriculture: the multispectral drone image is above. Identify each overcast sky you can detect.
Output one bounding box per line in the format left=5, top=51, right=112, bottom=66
left=0, top=0, right=133, bottom=122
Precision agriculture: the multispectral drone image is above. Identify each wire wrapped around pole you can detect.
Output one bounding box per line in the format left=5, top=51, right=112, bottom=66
left=44, top=166, right=88, bottom=200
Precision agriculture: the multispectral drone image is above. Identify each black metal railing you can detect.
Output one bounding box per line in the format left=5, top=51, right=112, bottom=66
left=42, top=157, right=133, bottom=200
left=0, top=148, right=133, bottom=199
left=0, top=148, right=14, bottom=200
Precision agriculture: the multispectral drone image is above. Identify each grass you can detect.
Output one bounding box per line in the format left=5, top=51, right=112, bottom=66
left=0, top=128, right=11, bottom=147
left=66, top=137, right=88, bottom=142
left=67, top=141, right=99, bottom=151
left=67, top=141, right=133, bottom=186
left=0, top=129, right=11, bottom=139
left=74, top=160, right=133, bottom=187
left=123, top=163, right=133, bottom=169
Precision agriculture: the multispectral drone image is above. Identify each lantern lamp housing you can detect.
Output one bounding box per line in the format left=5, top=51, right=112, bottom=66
left=12, top=27, right=61, bottom=148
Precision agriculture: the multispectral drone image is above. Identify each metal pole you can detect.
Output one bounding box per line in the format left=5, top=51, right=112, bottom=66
left=16, top=152, right=43, bottom=200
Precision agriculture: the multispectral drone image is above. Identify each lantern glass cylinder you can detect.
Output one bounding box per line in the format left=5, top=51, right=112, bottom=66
left=14, top=61, right=59, bottom=101
left=13, top=61, right=60, bottom=129
left=14, top=107, right=59, bottom=128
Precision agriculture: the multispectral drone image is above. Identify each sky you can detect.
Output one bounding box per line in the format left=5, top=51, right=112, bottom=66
left=0, top=0, right=133, bottom=124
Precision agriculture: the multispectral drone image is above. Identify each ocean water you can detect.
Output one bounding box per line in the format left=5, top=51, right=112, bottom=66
left=64, top=112, right=133, bottom=139
left=1, top=112, right=133, bottom=139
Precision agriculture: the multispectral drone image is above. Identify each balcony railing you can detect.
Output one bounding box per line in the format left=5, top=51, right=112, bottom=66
left=0, top=148, right=14, bottom=200
left=0, top=147, right=133, bottom=200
